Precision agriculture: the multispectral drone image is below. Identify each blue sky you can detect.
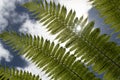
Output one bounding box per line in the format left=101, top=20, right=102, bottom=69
left=0, top=0, right=120, bottom=80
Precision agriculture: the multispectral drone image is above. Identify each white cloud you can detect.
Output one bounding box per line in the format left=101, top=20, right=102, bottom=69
left=0, top=43, right=13, bottom=62
left=54, top=0, right=92, bottom=17
left=0, top=0, right=17, bottom=32
left=0, top=0, right=30, bottom=32
left=0, top=15, right=8, bottom=32
left=19, top=19, right=56, bottom=41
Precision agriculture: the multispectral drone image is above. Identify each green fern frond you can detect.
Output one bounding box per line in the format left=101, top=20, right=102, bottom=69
left=0, top=31, right=100, bottom=80
left=0, top=65, right=40, bottom=80
left=23, top=0, right=120, bottom=80
left=90, top=0, right=120, bottom=34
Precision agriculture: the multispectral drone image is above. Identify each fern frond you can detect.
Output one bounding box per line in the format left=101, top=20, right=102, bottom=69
left=23, top=0, right=120, bottom=80
left=90, top=0, right=120, bottom=35
left=0, top=65, right=40, bottom=80
left=0, top=31, right=100, bottom=80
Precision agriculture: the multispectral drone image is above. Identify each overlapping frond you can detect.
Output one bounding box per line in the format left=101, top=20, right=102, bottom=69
left=90, top=0, right=120, bottom=36
left=23, top=0, right=120, bottom=80
left=0, top=65, right=40, bottom=80
left=0, top=31, right=100, bottom=80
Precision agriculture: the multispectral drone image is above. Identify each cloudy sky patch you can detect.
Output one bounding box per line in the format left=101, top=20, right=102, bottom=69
left=55, top=0, right=92, bottom=17
left=0, top=43, right=13, bottom=62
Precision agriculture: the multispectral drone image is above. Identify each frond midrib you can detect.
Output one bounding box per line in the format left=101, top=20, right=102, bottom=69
left=20, top=35, right=83, bottom=80
left=0, top=32, right=100, bottom=80
left=52, top=14, right=120, bottom=69
left=79, top=34, right=120, bottom=68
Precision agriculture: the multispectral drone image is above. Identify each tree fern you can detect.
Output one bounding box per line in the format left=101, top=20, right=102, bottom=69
left=90, top=0, right=120, bottom=36
left=0, top=65, right=40, bottom=80
left=23, top=0, right=120, bottom=80
left=0, top=31, right=100, bottom=80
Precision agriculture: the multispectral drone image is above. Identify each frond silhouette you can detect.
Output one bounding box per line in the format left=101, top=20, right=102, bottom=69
left=0, top=31, right=99, bottom=80
left=0, top=0, right=119, bottom=80
left=23, top=0, right=120, bottom=80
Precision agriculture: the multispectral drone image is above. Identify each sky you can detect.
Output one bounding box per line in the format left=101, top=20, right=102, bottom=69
left=0, top=0, right=119, bottom=80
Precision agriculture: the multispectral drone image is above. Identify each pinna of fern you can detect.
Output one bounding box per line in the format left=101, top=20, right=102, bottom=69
left=0, top=65, right=40, bottom=80
left=0, top=31, right=100, bottom=80
left=23, top=0, right=120, bottom=80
